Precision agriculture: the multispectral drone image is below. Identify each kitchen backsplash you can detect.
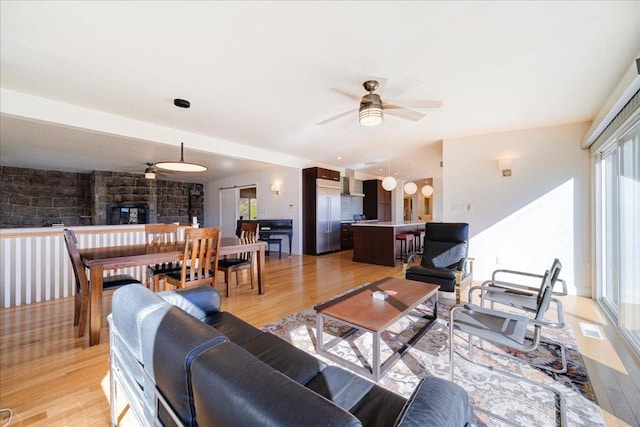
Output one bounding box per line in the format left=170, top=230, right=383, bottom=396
left=341, top=194, right=363, bottom=220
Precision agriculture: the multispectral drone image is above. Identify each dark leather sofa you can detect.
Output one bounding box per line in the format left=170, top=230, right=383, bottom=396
left=108, top=284, right=476, bottom=426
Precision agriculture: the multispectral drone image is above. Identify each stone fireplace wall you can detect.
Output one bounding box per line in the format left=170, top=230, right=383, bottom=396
left=91, top=171, right=204, bottom=225
left=1, top=166, right=204, bottom=228
left=0, top=166, right=92, bottom=227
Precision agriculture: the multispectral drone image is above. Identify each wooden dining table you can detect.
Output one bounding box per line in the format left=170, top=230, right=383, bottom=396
left=79, top=236, right=267, bottom=346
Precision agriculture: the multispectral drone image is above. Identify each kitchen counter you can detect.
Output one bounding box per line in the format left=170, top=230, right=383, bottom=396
left=351, top=220, right=423, bottom=227
left=352, top=221, right=426, bottom=267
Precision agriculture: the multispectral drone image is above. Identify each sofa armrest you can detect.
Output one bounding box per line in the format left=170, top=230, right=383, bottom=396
left=395, top=376, right=475, bottom=427
left=159, top=285, right=222, bottom=320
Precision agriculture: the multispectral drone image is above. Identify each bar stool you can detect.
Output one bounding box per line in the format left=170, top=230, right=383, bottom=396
left=395, top=233, right=413, bottom=260
left=412, top=229, right=425, bottom=252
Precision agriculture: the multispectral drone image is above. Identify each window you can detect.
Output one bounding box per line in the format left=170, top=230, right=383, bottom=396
left=239, top=187, right=257, bottom=220
left=596, top=122, right=640, bottom=356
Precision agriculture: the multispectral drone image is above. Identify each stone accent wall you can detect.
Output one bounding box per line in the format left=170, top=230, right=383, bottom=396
left=91, top=171, right=158, bottom=225
left=156, top=180, right=204, bottom=224
left=1, top=166, right=205, bottom=228
left=0, top=166, right=91, bottom=227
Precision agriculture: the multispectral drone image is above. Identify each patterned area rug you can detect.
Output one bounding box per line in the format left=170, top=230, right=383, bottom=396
left=262, top=294, right=604, bottom=426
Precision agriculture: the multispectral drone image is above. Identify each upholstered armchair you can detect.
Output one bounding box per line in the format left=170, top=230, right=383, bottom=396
left=403, top=222, right=473, bottom=303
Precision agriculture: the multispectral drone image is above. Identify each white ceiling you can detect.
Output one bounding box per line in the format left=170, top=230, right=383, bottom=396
left=1, top=2, right=639, bottom=183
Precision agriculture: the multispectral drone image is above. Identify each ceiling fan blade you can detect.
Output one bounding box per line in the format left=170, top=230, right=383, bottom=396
left=383, top=105, right=426, bottom=122
left=384, top=99, right=442, bottom=109
left=316, top=107, right=358, bottom=125
left=330, top=88, right=361, bottom=102
left=385, top=75, right=423, bottom=98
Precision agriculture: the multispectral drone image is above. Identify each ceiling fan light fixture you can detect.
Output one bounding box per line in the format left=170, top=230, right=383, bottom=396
left=144, top=168, right=156, bottom=180
left=359, top=91, right=383, bottom=126
left=359, top=105, right=383, bottom=126
left=155, top=142, right=208, bottom=173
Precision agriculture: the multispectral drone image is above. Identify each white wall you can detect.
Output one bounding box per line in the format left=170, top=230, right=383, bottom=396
left=205, top=165, right=302, bottom=255
left=443, top=122, right=592, bottom=296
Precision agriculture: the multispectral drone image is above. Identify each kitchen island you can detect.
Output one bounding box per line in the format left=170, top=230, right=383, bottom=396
left=352, top=221, right=426, bottom=267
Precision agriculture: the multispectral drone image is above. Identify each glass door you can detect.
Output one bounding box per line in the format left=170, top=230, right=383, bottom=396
left=600, top=148, right=618, bottom=311
left=597, top=123, right=640, bottom=355
left=618, top=129, right=639, bottom=351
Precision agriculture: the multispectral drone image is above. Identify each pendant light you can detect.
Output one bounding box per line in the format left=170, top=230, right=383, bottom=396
left=404, top=181, right=417, bottom=195
left=155, top=143, right=207, bottom=172
left=421, top=183, right=434, bottom=197
left=155, top=99, right=208, bottom=173
left=381, top=158, right=397, bottom=191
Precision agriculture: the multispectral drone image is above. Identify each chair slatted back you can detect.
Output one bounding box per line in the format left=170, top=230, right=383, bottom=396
left=238, top=227, right=258, bottom=262
left=145, top=223, right=179, bottom=245
left=63, top=229, right=88, bottom=295
left=178, top=227, right=221, bottom=287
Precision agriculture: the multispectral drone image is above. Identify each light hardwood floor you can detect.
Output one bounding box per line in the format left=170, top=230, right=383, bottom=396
left=1, top=250, right=638, bottom=426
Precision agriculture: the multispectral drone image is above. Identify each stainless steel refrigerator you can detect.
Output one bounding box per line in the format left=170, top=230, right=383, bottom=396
left=315, top=179, right=341, bottom=253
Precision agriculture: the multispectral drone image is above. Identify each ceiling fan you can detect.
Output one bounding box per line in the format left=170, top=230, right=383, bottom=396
left=143, top=162, right=174, bottom=180
left=317, top=80, right=442, bottom=126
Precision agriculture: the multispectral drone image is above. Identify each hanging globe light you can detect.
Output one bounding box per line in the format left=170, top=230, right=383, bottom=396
left=381, top=157, right=396, bottom=191
left=421, top=184, right=434, bottom=197
left=382, top=176, right=397, bottom=191
left=404, top=182, right=417, bottom=195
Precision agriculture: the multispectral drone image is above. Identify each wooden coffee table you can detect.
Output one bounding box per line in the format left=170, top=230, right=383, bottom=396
left=314, top=277, right=439, bottom=381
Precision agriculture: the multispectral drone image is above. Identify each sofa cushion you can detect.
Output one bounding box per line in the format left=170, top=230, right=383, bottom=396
left=394, top=376, right=476, bottom=427
left=240, top=332, right=325, bottom=384
left=147, top=305, right=228, bottom=427
left=191, top=341, right=362, bottom=427
left=406, top=266, right=457, bottom=292
left=305, top=366, right=407, bottom=427
left=204, top=311, right=263, bottom=345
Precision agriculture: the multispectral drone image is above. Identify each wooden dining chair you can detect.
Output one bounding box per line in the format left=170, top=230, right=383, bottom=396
left=62, top=229, right=138, bottom=338
left=145, top=223, right=182, bottom=291
left=164, top=227, right=221, bottom=290
left=218, top=223, right=259, bottom=297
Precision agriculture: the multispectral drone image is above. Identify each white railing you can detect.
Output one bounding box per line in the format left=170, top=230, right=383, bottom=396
left=0, top=225, right=187, bottom=308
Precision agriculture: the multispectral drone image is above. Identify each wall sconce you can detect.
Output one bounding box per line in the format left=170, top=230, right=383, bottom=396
left=497, top=158, right=514, bottom=177
left=270, top=184, right=280, bottom=195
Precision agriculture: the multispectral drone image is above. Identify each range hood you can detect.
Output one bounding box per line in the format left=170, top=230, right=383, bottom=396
left=341, top=169, right=365, bottom=197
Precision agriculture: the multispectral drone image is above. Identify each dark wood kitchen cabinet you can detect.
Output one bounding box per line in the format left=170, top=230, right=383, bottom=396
left=363, top=179, right=391, bottom=221
left=306, top=167, right=340, bottom=181
left=340, top=222, right=353, bottom=250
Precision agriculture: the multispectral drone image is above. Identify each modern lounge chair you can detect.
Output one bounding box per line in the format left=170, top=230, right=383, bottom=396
left=449, top=269, right=567, bottom=424
left=403, top=222, right=474, bottom=304
left=474, top=258, right=567, bottom=328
